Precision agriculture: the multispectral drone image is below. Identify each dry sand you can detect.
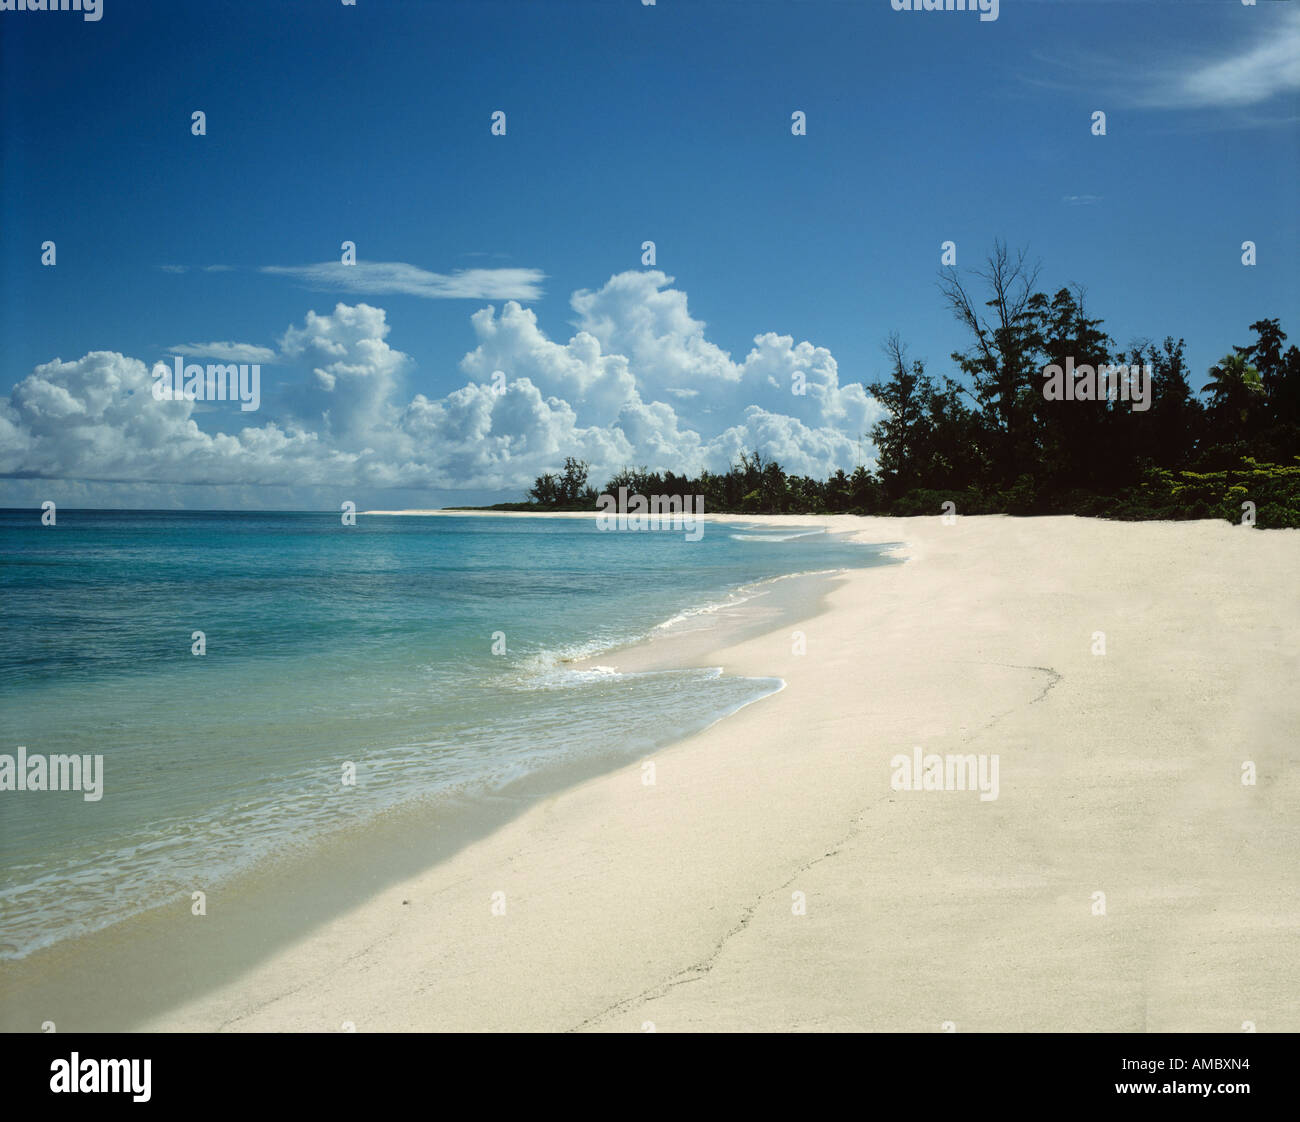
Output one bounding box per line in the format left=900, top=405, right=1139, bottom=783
left=124, top=514, right=1300, bottom=1030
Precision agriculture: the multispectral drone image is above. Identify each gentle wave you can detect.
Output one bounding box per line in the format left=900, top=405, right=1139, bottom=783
left=0, top=511, right=896, bottom=959
left=729, top=528, right=828, bottom=542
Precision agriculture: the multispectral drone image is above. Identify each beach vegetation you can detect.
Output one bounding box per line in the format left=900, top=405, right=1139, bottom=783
left=472, top=247, right=1300, bottom=526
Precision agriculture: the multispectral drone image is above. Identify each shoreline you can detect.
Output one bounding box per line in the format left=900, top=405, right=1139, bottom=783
left=0, top=516, right=874, bottom=1030
left=4, top=513, right=1297, bottom=1032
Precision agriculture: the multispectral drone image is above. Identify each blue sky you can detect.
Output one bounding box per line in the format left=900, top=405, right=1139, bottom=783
left=2, top=0, right=1297, bottom=509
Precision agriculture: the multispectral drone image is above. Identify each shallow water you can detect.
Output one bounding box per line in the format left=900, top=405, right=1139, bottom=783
left=0, top=509, right=894, bottom=957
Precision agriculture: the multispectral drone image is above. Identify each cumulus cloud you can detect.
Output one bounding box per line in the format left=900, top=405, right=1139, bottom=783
left=261, top=261, right=546, bottom=301
left=568, top=272, right=877, bottom=438
left=278, top=303, right=409, bottom=442
left=1, top=273, right=885, bottom=499
left=0, top=351, right=346, bottom=486
left=459, top=300, right=638, bottom=426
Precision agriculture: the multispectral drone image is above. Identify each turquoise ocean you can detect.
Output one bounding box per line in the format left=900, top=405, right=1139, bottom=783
left=0, top=510, right=893, bottom=959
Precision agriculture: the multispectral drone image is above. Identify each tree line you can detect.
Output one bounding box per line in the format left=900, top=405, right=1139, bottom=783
left=482, top=242, right=1300, bottom=526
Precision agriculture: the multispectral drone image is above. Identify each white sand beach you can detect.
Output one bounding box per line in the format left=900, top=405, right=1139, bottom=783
left=117, top=513, right=1297, bottom=1032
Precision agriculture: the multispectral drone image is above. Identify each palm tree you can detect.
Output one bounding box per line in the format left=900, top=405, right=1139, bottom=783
left=1202, top=352, right=1263, bottom=428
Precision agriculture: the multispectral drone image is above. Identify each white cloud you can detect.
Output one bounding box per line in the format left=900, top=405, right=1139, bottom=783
left=711, top=407, right=861, bottom=479
left=459, top=300, right=638, bottom=426
left=567, top=272, right=877, bottom=440
left=0, top=351, right=346, bottom=485
left=571, top=270, right=742, bottom=393
left=1137, top=10, right=1300, bottom=110
left=169, top=342, right=277, bottom=363
left=1, top=273, right=885, bottom=500
left=278, top=303, right=409, bottom=442
left=261, top=261, right=546, bottom=301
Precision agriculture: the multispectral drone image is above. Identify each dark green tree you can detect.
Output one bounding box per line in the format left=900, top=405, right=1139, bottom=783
left=939, top=240, right=1045, bottom=487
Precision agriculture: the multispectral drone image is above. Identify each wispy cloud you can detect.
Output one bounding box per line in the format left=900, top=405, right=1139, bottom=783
left=1021, top=9, right=1300, bottom=124
left=1062, top=194, right=1102, bottom=207
left=158, top=264, right=235, bottom=274
left=1137, top=9, right=1300, bottom=110
left=260, top=261, right=546, bottom=301
left=168, top=342, right=277, bottom=363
